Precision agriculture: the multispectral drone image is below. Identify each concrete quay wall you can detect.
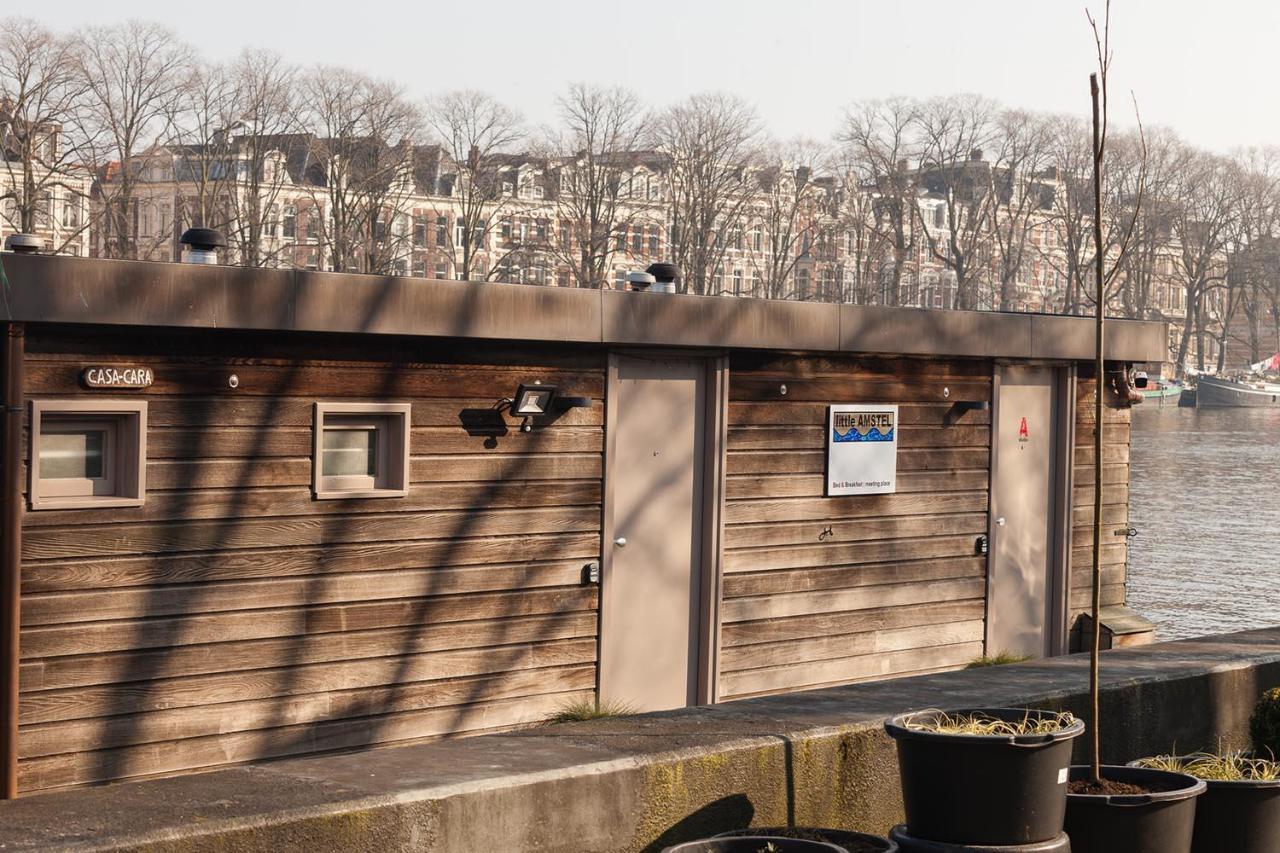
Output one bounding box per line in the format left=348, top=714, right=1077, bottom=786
left=0, top=628, right=1277, bottom=852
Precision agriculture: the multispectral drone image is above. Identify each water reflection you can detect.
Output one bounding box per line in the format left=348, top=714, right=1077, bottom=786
left=1128, top=406, right=1280, bottom=640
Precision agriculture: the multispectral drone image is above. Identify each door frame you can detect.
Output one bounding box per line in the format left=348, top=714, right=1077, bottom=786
left=599, top=350, right=729, bottom=707
left=985, top=361, right=1075, bottom=657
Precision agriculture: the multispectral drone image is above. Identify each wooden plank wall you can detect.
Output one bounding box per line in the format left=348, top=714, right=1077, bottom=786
left=17, top=329, right=603, bottom=792
left=719, top=353, right=992, bottom=700
left=1068, top=374, right=1133, bottom=633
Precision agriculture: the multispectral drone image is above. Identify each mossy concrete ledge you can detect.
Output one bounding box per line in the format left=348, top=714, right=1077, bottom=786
left=1, top=628, right=1278, bottom=852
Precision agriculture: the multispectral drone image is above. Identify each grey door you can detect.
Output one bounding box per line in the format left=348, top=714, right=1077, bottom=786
left=600, top=355, right=707, bottom=712
left=988, top=365, right=1061, bottom=658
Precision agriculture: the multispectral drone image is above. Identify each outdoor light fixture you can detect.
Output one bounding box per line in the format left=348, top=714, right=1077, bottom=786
left=507, top=383, right=591, bottom=431
left=512, top=383, right=558, bottom=417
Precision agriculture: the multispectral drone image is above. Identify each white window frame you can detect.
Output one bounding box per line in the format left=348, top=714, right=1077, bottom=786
left=29, top=400, right=147, bottom=510
left=313, top=402, right=411, bottom=500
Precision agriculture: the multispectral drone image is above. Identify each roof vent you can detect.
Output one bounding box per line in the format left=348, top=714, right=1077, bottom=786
left=3, top=234, right=44, bottom=254
left=625, top=271, right=656, bottom=291
left=646, top=263, right=679, bottom=294
left=179, top=228, right=227, bottom=265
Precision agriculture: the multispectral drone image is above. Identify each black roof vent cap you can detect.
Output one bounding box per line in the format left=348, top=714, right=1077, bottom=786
left=179, top=228, right=228, bottom=252
left=646, top=262, right=679, bottom=283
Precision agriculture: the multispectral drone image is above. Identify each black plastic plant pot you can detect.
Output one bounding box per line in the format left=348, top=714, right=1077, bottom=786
left=888, top=825, right=1070, bottom=852
left=716, top=826, right=898, bottom=852
left=884, top=707, right=1084, bottom=845
left=1123, top=760, right=1280, bottom=853
left=1185, top=776, right=1280, bottom=853
left=1063, top=765, right=1206, bottom=853
left=662, top=839, right=848, bottom=853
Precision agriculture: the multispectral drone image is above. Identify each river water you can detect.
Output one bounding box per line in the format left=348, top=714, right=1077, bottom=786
left=1126, top=404, right=1280, bottom=640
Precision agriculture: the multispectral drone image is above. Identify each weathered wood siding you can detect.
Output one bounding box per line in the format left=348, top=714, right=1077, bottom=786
left=17, top=330, right=603, bottom=792
left=1068, top=375, right=1133, bottom=627
left=719, top=354, right=992, bottom=699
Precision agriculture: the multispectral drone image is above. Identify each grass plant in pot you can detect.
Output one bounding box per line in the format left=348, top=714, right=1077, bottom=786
left=1126, top=751, right=1280, bottom=853
left=1061, top=6, right=1205, bottom=852
left=882, top=708, right=1083, bottom=846
left=715, top=826, right=897, bottom=852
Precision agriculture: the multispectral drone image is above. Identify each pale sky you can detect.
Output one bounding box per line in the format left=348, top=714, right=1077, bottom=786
left=26, top=0, right=1280, bottom=152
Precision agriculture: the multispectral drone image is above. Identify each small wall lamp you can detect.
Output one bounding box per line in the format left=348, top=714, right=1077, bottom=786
left=509, top=382, right=592, bottom=431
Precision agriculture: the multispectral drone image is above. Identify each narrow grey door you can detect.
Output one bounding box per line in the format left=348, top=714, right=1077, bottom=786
left=600, top=355, right=707, bottom=712
left=988, top=365, right=1060, bottom=658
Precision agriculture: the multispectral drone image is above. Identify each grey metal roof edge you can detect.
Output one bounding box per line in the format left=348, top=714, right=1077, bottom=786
left=0, top=254, right=1167, bottom=362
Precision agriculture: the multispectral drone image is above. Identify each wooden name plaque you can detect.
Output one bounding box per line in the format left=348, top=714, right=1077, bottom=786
left=81, top=366, right=154, bottom=389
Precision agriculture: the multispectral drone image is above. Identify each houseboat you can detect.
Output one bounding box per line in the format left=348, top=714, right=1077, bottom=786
left=0, top=251, right=1166, bottom=796
left=1195, top=374, right=1280, bottom=407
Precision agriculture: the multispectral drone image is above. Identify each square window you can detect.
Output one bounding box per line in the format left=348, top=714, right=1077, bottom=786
left=313, top=403, right=410, bottom=499
left=29, top=400, right=146, bottom=510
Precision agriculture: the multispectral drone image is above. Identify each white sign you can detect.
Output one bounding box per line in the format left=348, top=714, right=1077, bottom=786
left=826, top=404, right=899, bottom=496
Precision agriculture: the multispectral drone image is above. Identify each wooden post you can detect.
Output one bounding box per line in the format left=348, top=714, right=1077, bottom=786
left=1, top=322, right=24, bottom=799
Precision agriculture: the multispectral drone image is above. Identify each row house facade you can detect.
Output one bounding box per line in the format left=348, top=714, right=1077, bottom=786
left=86, top=135, right=1245, bottom=372
left=0, top=112, right=93, bottom=257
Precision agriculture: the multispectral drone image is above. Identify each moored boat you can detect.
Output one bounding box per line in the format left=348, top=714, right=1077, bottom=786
left=1139, top=381, right=1183, bottom=407
left=1195, top=374, right=1280, bottom=407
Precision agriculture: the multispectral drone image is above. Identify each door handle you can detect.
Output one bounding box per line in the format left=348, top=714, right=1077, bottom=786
left=613, top=537, right=628, bottom=548
left=995, top=517, right=1006, bottom=527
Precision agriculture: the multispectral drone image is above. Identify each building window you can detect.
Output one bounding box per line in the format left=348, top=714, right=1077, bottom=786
left=282, top=205, right=297, bottom=239
left=435, top=261, right=449, bottom=279
left=413, top=215, right=427, bottom=246
left=29, top=400, right=147, bottom=510
left=732, top=269, right=744, bottom=296
left=436, top=216, right=448, bottom=245
left=312, top=403, right=410, bottom=500
left=648, top=229, right=659, bottom=254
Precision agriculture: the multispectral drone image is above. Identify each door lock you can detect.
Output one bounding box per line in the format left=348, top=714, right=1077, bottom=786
left=613, top=537, right=628, bottom=548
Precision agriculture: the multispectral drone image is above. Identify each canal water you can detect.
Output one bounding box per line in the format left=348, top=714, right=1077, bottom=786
left=1127, top=404, right=1280, bottom=640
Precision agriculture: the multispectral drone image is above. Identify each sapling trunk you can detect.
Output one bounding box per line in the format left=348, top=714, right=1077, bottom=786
left=1089, top=70, right=1105, bottom=786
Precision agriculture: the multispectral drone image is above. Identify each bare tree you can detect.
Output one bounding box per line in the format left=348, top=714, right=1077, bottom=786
left=1167, top=150, right=1236, bottom=374
left=830, top=149, right=892, bottom=305
left=750, top=138, right=829, bottom=299
left=294, top=67, right=423, bottom=275
left=912, top=94, right=1000, bottom=310
left=1109, top=129, right=1182, bottom=320
left=840, top=97, right=919, bottom=305
left=0, top=17, right=93, bottom=251
left=169, top=59, right=236, bottom=252
left=1222, top=148, right=1280, bottom=365
left=544, top=84, right=647, bottom=289
left=987, top=110, right=1053, bottom=310
left=654, top=92, right=762, bottom=294
left=221, top=50, right=299, bottom=268
left=425, top=90, right=523, bottom=281
left=75, top=21, right=192, bottom=259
